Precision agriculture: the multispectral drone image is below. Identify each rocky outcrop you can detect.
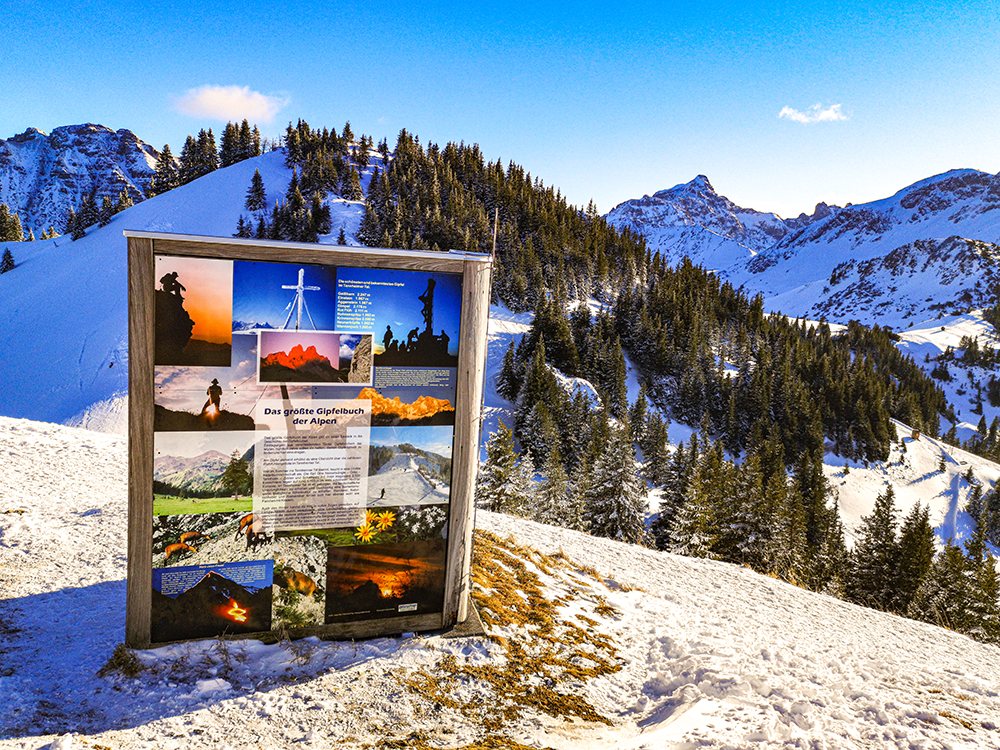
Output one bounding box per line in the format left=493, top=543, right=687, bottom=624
left=0, top=123, right=159, bottom=234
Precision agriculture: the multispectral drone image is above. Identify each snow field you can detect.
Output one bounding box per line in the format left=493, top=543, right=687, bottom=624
left=2, top=417, right=1000, bottom=748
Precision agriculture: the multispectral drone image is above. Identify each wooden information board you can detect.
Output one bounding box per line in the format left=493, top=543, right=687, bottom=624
left=126, top=232, right=490, bottom=647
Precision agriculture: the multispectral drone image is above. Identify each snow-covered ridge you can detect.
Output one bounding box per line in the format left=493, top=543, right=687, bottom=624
left=0, top=123, right=160, bottom=234
left=609, top=169, right=1000, bottom=327
left=0, top=148, right=370, bottom=430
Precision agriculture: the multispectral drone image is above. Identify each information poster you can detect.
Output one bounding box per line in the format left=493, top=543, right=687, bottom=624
left=150, top=255, right=460, bottom=643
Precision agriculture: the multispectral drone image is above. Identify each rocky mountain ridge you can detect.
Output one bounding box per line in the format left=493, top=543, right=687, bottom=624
left=608, top=168, right=1000, bottom=327
left=0, top=123, right=159, bottom=234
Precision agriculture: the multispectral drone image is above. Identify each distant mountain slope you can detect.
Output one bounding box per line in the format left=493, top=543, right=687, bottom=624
left=604, top=174, right=832, bottom=267
left=0, top=124, right=160, bottom=234
left=609, top=169, right=1000, bottom=328
left=153, top=449, right=230, bottom=493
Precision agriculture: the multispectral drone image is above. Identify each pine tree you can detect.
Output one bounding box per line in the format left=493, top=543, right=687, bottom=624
left=910, top=542, right=976, bottom=634
left=581, top=425, right=648, bottom=544
left=151, top=143, right=180, bottom=195
left=337, top=227, right=347, bottom=245
left=245, top=169, right=267, bottom=213
left=233, top=215, right=252, bottom=238
left=98, top=196, right=114, bottom=227
left=219, top=450, right=252, bottom=496
left=476, top=422, right=530, bottom=514
left=669, top=469, right=719, bottom=558
left=533, top=446, right=579, bottom=529
left=341, top=166, right=363, bottom=200
left=846, top=486, right=899, bottom=611
left=964, top=524, right=1000, bottom=643
left=115, top=189, right=133, bottom=213
left=0, top=248, right=15, bottom=274
left=219, top=122, right=240, bottom=168
left=892, top=502, right=935, bottom=614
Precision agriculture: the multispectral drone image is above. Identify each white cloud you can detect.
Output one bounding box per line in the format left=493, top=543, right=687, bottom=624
left=173, top=85, right=289, bottom=123
left=778, top=103, right=848, bottom=124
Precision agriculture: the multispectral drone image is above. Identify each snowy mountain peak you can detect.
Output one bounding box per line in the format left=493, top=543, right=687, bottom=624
left=0, top=122, right=160, bottom=234
left=653, top=174, right=715, bottom=198
left=606, top=175, right=791, bottom=264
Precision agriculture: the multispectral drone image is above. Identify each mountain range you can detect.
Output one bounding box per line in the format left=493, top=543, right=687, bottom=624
left=606, top=170, right=1000, bottom=329
left=153, top=449, right=235, bottom=494
left=0, top=124, right=159, bottom=234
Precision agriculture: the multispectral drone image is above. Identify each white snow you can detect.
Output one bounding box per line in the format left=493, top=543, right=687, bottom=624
left=2, top=416, right=999, bottom=748
left=0, top=149, right=379, bottom=432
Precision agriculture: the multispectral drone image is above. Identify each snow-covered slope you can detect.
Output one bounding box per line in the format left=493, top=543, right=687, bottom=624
left=367, top=452, right=451, bottom=506
left=0, top=124, right=160, bottom=235
left=0, top=148, right=371, bottom=432
left=1, top=417, right=999, bottom=749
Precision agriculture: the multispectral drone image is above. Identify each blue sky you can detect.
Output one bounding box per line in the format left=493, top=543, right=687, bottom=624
left=6, top=0, right=1000, bottom=217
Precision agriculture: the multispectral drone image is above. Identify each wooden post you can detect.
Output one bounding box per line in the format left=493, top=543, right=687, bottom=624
left=126, top=236, right=155, bottom=648
left=444, top=258, right=492, bottom=624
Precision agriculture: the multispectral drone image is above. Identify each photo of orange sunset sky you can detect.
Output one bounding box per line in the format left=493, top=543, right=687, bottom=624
left=155, top=255, right=233, bottom=346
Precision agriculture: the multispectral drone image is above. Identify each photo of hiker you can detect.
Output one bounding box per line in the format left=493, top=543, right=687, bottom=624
left=367, top=426, right=453, bottom=507
left=232, top=260, right=338, bottom=332
left=335, top=268, right=461, bottom=368
left=154, top=334, right=312, bottom=431
left=154, top=255, right=233, bottom=367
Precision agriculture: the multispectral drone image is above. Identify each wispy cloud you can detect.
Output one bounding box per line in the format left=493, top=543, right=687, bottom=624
left=173, top=85, right=289, bottom=123
left=778, top=103, right=848, bottom=124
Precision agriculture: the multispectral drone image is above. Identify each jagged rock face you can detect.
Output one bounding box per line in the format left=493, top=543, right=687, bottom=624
left=261, top=344, right=330, bottom=369
left=348, top=334, right=373, bottom=382
left=810, top=236, right=1000, bottom=323
left=605, top=175, right=796, bottom=262
left=0, top=123, right=159, bottom=234
left=610, top=168, right=1000, bottom=325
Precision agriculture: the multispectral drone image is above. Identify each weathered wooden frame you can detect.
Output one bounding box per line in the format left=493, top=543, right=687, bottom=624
left=126, top=231, right=491, bottom=648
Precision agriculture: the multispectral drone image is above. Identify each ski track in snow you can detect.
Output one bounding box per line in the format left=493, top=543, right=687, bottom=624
left=1, top=417, right=1000, bottom=749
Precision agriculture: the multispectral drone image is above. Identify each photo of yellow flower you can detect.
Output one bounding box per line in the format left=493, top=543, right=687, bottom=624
left=375, top=510, right=396, bottom=531
left=354, top=523, right=375, bottom=543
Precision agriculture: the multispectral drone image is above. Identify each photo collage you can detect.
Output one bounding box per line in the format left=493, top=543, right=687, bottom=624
left=150, top=254, right=461, bottom=643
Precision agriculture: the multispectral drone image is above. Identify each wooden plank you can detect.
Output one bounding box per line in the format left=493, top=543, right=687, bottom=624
left=149, top=613, right=445, bottom=647
left=150, top=238, right=471, bottom=274
left=126, top=237, right=155, bottom=648
left=443, top=258, right=493, bottom=624
left=124, top=230, right=490, bottom=265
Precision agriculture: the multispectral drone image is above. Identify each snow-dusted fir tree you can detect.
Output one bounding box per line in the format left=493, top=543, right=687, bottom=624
left=846, top=486, right=899, bottom=611
left=532, top=446, right=583, bottom=530
left=476, top=421, right=534, bottom=515
left=669, top=443, right=729, bottom=558
left=582, top=424, right=647, bottom=544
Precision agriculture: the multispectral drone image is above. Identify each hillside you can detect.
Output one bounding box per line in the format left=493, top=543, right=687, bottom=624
left=0, top=147, right=371, bottom=431
left=1, top=417, right=999, bottom=749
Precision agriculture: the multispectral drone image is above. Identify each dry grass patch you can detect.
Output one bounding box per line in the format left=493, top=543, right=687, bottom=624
left=392, top=531, right=625, bottom=747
